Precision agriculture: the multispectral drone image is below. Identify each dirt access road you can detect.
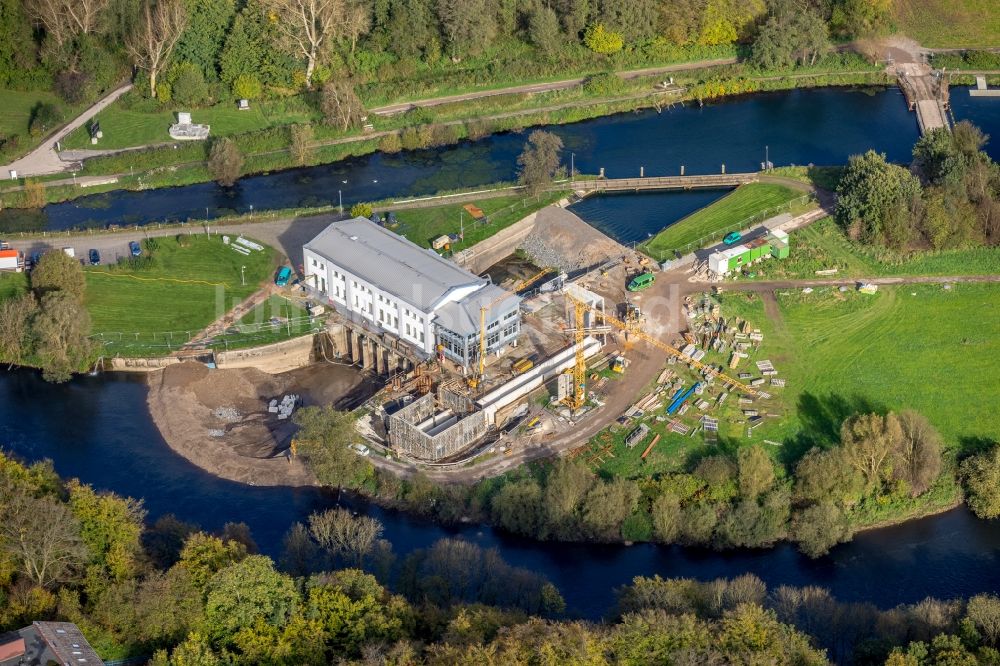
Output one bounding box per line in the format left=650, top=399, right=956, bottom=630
left=370, top=57, right=738, bottom=115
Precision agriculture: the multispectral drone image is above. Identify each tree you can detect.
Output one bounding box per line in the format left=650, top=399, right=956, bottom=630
left=307, top=508, right=383, bottom=567
left=341, top=0, right=370, bottom=55
left=31, top=250, right=85, bottom=300
left=177, top=531, right=247, bottom=589
left=836, top=150, right=922, bottom=247
left=25, top=0, right=109, bottom=51
left=891, top=410, right=942, bottom=497
left=127, top=0, right=188, bottom=98
left=68, top=481, right=146, bottom=583
left=289, top=123, right=314, bottom=166
left=544, top=459, right=593, bottom=535
left=596, top=0, right=657, bottom=42
left=651, top=490, right=681, bottom=543
left=350, top=202, right=373, bottom=219
left=279, top=523, right=318, bottom=577
left=436, top=0, right=496, bottom=59
left=751, top=0, right=829, bottom=70
left=528, top=4, right=561, bottom=56
left=792, top=502, right=852, bottom=558
left=737, top=446, right=775, bottom=500
left=32, top=291, right=94, bottom=383
left=517, top=130, right=563, bottom=195
left=0, top=294, right=37, bottom=364
left=169, top=61, right=209, bottom=105
left=22, top=179, right=46, bottom=208
left=961, top=445, right=1000, bottom=519
left=207, top=137, right=242, bottom=187
left=794, top=447, right=864, bottom=506
left=581, top=478, right=640, bottom=540
left=491, top=477, right=545, bottom=537
left=264, top=0, right=342, bottom=87
left=583, top=23, right=623, bottom=54
left=320, top=80, right=365, bottom=132
left=204, top=555, right=298, bottom=642
left=292, top=406, right=373, bottom=490
left=840, top=412, right=902, bottom=492
left=173, top=0, right=236, bottom=78
left=0, top=487, right=88, bottom=587
left=966, top=594, right=1000, bottom=646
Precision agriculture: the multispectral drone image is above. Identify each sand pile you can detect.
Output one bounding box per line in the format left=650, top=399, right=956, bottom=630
left=147, top=361, right=373, bottom=487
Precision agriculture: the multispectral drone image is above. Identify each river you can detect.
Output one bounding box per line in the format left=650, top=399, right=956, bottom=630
left=1, top=368, right=999, bottom=619
left=5, top=85, right=979, bottom=233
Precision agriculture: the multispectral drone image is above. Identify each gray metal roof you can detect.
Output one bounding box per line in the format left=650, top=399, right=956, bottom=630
left=304, top=217, right=485, bottom=311
left=436, top=283, right=520, bottom=336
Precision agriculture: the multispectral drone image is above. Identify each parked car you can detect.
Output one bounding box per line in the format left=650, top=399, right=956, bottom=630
left=88, top=249, right=101, bottom=266
left=29, top=252, right=42, bottom=268
left=129, top=241, right=142, bottom=257
left=274, top=266, right=292, bottom=287
left=723, top=231, right=742, bottom=245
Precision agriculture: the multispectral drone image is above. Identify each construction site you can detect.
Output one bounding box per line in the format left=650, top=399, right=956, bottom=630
left=334, top=205, right=783, bottom=471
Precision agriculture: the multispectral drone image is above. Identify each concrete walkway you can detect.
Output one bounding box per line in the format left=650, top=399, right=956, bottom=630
left=2, top=82, right=133, bottom=178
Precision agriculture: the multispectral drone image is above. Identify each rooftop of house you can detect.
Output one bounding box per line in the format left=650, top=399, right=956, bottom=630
left=304, top=217, right=487, bottom=312
left=435, top=283, right=521, bottom=337
left=0, top=622, right=103, bottom=666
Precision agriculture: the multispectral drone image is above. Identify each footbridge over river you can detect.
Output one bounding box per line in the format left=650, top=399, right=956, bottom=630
left=572, top=172, right=757, bottom=194
left=896, top=63, right=951, bottom=135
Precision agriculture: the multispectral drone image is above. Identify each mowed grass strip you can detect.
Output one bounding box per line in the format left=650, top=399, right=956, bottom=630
left=893, top=0, right=1000, bottom=47
left=642, top=183, right=805, bottom=256
left=392, top=191, right=566, bottom=250
left=0, top=89, right=83, bottom=160
left=84, top=235, right=276, bottom=340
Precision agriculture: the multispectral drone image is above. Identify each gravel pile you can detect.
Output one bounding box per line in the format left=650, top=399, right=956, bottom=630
left=213, top=407, right=242, bottom=422
left=520, top=233, right=579, bottom=272
left=207, top=429, right=226, bottom=437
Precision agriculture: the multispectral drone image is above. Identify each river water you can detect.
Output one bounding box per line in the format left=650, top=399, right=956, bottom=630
left=2, top=368, right=999, bottom=619
left=4, top=85, right=967, bottom=233
left=2, top=86, right=1000, bottom=618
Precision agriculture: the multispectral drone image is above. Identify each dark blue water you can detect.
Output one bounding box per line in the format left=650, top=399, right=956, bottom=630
left=2, top=368, right=999, bottom=618
left=952, top=88, right=1000, bottom=141
left=569, top=189, right=732, bottom=245
left=16, top=86, right=928, bottom=232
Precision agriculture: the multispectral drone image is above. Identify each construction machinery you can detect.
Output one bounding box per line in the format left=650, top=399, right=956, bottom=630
left=513, top=268, right=554, bottom=293
left=565, top=292, right=766, bottom=399
left=468, top=290, right=519, bottom=390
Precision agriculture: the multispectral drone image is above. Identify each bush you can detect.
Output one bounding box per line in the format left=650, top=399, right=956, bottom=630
left=232, top=74, right=262, bottom=100
left=378, top=132, right=402, bottom=153
left=54, top=71, right=92, bottom=104
left=143, top=237, right=160, bottom=253
left=28, top=103, right=64, bottom=138
left=155, top=82, right=173, bottom=103
left=583, top=23, right=623, bottom=55
left=170, top=63, right=209, bottom=106
left=350, top=202, right=373, bottom=218
left=583, top=72, right=626, bottom=96
left=208, top=138, right=243, bottom=187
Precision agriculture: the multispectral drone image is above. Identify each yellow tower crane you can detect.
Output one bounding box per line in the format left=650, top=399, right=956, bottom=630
left=468, top=291, right=518, bottom=390
left=571, top=298, right=587, bottom=409
left=564, top=293, right=765, bottom=399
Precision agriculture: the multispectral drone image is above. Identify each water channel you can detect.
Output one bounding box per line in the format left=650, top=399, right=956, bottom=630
left=14, top=85, right=998, bottom=233
left=2, top=86, right=1000, bottom=618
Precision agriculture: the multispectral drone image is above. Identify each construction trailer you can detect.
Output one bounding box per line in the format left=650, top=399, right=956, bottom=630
left=707, top=229, right=789, bottom=275
left=0, top=247, right=24, bottom=272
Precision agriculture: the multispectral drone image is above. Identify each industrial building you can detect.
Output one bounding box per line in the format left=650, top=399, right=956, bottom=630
left=708, top=229, right=789, bottom=275
left=303, top=217, right=521, bottom=368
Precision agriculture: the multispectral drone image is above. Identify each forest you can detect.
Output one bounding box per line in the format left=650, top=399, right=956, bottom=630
left=5, top=449, right=1000, bottom=664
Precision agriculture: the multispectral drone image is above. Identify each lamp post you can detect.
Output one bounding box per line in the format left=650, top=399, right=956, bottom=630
left=249, top=204, right=253, bottom=219
left=338, top=190, right=343, bottom=214
left=241, top=265, right=246, bottom=286
left=571, top=152, right=575, bottom=182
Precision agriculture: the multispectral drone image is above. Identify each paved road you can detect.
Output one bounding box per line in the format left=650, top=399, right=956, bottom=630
left=370, top=57, right=738, bottom=115
left=1, top=83, right=133, bottom=178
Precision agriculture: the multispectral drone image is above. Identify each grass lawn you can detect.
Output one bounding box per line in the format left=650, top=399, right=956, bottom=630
left=218, top=295, right=323, bottom=350
left=392, top=191, right=568, bottom=253
left=584, top=282, right=1000, bottom=481
left=747, top=217, right=1000, bottom=280
left=894, top=0, right=1000, bottom=47
left=0, top=89, right=82, bottom=161
left=0, top=271, right=28, bottom=301
left=641, top=183, right=810, bottom=258
left=63, top=99, right=319, bottom=150
left=84, top=235, right=276, bottom=356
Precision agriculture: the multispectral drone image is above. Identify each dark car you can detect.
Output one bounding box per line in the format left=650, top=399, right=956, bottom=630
left=386, top=212, right=398, bottom=225
left=129, top=241, right=142, bottom=257
left=88, top=249, right=101, bottom=266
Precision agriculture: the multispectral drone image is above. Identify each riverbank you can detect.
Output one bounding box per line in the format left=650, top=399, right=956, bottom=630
left=0, top=65, right=892, bottom=211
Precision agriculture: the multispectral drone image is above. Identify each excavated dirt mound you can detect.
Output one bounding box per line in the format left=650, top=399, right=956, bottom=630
left=147, top=361, right=374, bottom=487
left=520, top=206, right=635, bottom=271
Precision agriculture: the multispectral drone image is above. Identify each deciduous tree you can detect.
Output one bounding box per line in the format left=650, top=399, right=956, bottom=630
left=891, top=410, right=942, bottom=497
left=31, top=250, right=85, bottom=300
left=207, top=137, right=243, bottom=187
left=792, top=502, right=852, bottom=558
left=32, top=291, right=95, bottom=383
left=517, top=130, right=563, bottom=195
left=264, top=0, right=342, bottom=87
left=307, top=508, right=383, bottom=567
left=436, top=0, right=496, bottom=59
left=292, top=406, right=373, bottom=490
left=840, top=412, right=902, bottom=491
left=0, top=486, right=88, bottom=587
left=320, top=80, right=365, bottom=131
left=127, top=0, right=188, bottom=98
left=836, top=150, right=921, bottom=247
left=961, top=444, right=1000, bottom=519
left=737, top=445, right=775, bottom=499
left=0, top=294, right=37, bottom=364
left=204, top=554, right=298, bottom=641
left=25, top=0, right=109, bottom=50
left=289, top=123, right=314, bottom=166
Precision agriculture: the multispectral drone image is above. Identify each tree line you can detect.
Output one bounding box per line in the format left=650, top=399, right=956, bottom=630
left=7, top=448, right=1000, bottom=664
left=836, top=121, right=1000, bottom=251
left=288, top=404, right=1000, bottom=559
